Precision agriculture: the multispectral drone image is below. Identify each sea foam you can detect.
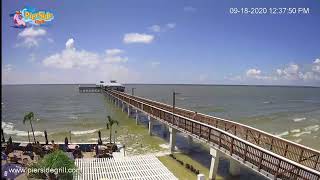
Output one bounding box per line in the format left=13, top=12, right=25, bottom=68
left=293, top=117, right=307, bottom=122
left=71, top=128, right=101, bottom=135
left=2, top=121, right=44, bottom=137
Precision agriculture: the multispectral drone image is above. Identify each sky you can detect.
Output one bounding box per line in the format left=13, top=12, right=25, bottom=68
left=2, top=0, right=320, bottom=86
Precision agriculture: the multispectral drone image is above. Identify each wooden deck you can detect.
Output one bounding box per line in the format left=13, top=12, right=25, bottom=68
left=74, top=155, right=178, bottom=180
left=104, top=89, right=320, bottom=180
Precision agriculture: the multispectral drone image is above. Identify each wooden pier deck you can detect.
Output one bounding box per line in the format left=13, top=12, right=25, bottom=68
left=103, top=89, right=320, bottom=180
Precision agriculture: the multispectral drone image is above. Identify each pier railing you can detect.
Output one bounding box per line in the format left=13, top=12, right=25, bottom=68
left=104, top=89, right=320, bottom=180
left=79, top=86, right=101, bottom=93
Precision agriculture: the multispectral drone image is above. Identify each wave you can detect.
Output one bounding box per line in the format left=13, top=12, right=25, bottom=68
left=277, top=125, right=320, bottom=138
left=290, top=129, right=300, bottom=133
left=293, top=117, right=307, bottom=122
left=263, top=101, right=273, bottom=104
left=71, top=128, right=101, bottom=135
left=276, top=131, right=289, bottom=137
left=88, top=137, right=108, bottom=141
left=304, top=125, right=319, bottom=132
left=2, top=121, right=44, bottom=137
left=292, top=131, right=312, bottom=137
left=68, top=115, right=78, bottom=120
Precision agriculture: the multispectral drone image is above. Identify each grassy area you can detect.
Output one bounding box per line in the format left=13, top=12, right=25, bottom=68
left=158, top=153, right=223, bottom=180
left=105, top=99, right=167, bottom=155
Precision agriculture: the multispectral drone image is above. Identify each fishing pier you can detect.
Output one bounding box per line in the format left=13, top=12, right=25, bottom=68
left=80, top=86, right=320, bottom=180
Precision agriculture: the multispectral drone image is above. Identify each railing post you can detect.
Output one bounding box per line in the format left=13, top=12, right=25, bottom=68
left=274, top=159, right=281, bottom=179
left=243, top=144, right=248, bottom=163
left=230, top=137, right=234, bottom=155
left=258, top=151, right=263, bottom=171
left=284, top=144, right=289, bottom=157
left=219, top=132, right=222, bottom=148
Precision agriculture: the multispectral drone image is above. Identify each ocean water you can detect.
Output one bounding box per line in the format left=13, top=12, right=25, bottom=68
left=2, top=84, right=320, bottom=150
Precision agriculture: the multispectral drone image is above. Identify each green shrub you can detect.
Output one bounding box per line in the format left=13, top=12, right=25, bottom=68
left=28, top=150, right=78, bottom=180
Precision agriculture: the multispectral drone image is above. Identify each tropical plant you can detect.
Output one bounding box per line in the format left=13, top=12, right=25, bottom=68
left=23, top=112, right=37, bottom=143
left=106, top=115, right=119, bottom=144
left=28, top=150, right=78, bottom=180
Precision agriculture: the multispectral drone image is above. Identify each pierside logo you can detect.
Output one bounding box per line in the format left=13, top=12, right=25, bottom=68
left=10, top=7, right=54, bottom=28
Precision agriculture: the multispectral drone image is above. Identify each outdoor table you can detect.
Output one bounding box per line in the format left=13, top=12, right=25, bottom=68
left=98, top=145, right=108, bottom=150
left=43, top=145, right=53, bottom=151
left=68, top=144, right=78, bottom=150
left=19, top=143, right=28, bottom=147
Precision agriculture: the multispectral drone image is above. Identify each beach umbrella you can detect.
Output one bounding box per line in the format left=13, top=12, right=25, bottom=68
left=64, top=137, right=69, bottom=145
left=8, top=136, right=13, bottom=145
left=27, top=131, right=31, bottom=143
left=1, top=128, right=5, bottom=143
left=95, top=145, right=99, bottom=156
left=1, top=163, right=24, bottom=179
left=44, top=130, right=48, bottom=145
left=98, top=131, right=102, bottom=145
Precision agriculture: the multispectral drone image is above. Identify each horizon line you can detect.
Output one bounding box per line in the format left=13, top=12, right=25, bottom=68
left=2, top=83, right=320, bottom=88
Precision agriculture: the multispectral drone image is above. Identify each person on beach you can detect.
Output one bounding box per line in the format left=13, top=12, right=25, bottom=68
left=72, top=146, right=83, bottom=159
left=192, top=111, right=198, bottom=120
left=51, top=140, right=59, bottom=151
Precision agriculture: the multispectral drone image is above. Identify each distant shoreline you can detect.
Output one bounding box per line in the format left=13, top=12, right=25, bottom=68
left=2, top=83, right=320, bottom=88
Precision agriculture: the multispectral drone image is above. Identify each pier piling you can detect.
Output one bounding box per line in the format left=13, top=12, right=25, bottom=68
left=209, top=148, right=222, bottom=180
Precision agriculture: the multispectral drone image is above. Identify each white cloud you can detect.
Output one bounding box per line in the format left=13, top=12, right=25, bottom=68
left=16, top=27, right=47, bottom=48
left=246, top=68, right=261, bottom=77
left=106, top=49, right=123, bottom=56
left=123, top=33, right=154, bottom=44
left=43, top=49, right=100, bottom=69
left=43, top=40, right=129, bottom=70
left=105, top=55, right=128, bottom=63
left=105, top=49, right=128, bottom=63
left=43, top=39, right=99, bottom=69
left=276, top=63, right=301, bottom=80
left=47, top=38, right=54, bottom=43
left=312, top=58, right=320, bottom=73
left=230, top=59, right=320, bottom=85
left=167, top=23, right=176, bottom=29
left=150, top=61, right=160, bottom=68
left=18, top=28, right=46, bottom=38
left=148, top=23, right=176, bottom=33
left=246, top=68, right=272, bottom=80
left=183, top=6, right=197, bottom=12
left=65, top=38, right=75, bottom=49
left=149, top=25, right=161, bottom=32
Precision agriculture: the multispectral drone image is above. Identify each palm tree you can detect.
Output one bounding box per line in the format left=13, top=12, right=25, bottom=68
left=106, top=116, right=119, bottom=144
left=23, top=112, right=37, bottom=143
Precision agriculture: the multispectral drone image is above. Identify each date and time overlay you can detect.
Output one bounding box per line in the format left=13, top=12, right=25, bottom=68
left=229, top=7, right=311, bottom=15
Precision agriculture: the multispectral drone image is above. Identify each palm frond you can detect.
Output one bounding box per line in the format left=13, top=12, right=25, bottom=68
left=23, top=112, right=35, bottom=124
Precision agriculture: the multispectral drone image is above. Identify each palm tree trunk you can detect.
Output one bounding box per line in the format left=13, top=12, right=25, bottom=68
left=109, top=126, right=112, bottom=144
left=30, top=120, right=36, bottom=143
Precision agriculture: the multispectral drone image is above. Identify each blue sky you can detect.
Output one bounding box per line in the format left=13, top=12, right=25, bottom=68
left=2, top=0, right=320, bottom=86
